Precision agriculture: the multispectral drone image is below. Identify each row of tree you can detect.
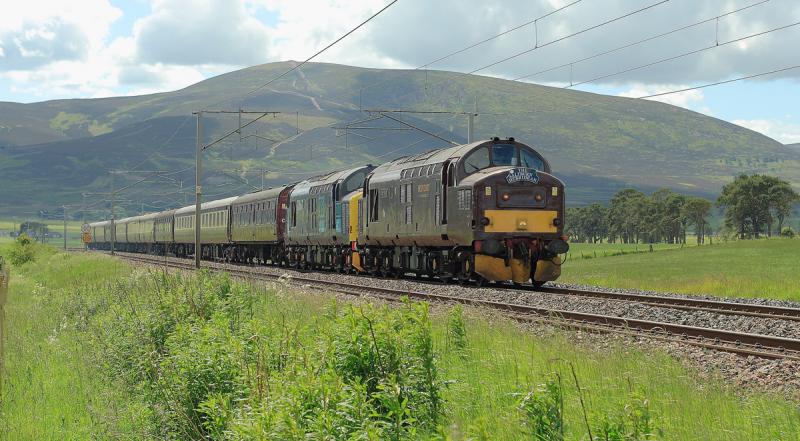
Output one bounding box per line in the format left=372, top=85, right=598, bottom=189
left=566, top=174, right=798, bottom=243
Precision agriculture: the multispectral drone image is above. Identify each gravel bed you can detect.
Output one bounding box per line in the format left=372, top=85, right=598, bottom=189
left=116, top=252, right=800, bottom=339
left=547, top=281, right=800, bottom=309
left=179, top=259, right=800, bottom=340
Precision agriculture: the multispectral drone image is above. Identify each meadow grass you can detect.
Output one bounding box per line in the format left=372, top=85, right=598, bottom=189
left=0, top=245, right=799, bottom=439
left=440, top=312, right=800, bottom=440
left=560, top=238, right=800, bottom=301
left=566, top=240, right=697, bottom=260
left=0, top=244, right=151, bottom=439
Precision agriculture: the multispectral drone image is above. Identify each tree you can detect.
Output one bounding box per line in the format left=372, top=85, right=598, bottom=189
left=717, top=174, right=796, bottom=239
left=682, top=197, right=712, bottom=244
left=582, top=203, right=608, bottom=243
left=766, top=178, right=799, bottom=234
left=565, top=204, right=608, bottom=243
left=607, top=189, right=647, bottom=243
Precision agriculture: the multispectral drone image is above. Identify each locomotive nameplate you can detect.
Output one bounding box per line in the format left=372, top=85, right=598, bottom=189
left=505, top=168, right=539, bottom=184
left=417, top=183, right=430, bottom=193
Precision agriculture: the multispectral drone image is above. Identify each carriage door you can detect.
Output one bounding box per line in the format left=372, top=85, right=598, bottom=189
left=277, top=187, right=292, bottom=240
left=441, top=160, right=455, bottom=225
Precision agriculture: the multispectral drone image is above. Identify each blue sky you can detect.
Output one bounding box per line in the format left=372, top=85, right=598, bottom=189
left=1, top=0, right=799, bottom=143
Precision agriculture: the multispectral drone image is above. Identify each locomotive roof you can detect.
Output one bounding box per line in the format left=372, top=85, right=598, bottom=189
left=89, top=220, right=111, bottom=227
left=175, top=196, right=238, bottom=215
left=309, top=165, right=369, bottom=184
left=233, top=184, right=292, bottom=205
left=373, top=139, right=521, bottom=173
left=292, top=165, right=371, bottom=195
left=370, top=138, right=551, bottom=179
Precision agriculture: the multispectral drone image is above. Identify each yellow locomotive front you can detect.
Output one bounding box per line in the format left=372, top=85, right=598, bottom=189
left=452, top=138, right=569, bottom=286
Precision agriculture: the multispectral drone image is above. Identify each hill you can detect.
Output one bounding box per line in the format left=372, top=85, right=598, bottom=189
left=1, top=61, right=798, bottom=217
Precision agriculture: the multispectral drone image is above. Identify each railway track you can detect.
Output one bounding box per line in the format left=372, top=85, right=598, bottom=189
left=530, top=285, right=800, bottom=321
left=101, top=251, right=800, bottom=362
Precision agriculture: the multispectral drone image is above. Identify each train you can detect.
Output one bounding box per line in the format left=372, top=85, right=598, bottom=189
left=86, top=137, right=569, bottom=286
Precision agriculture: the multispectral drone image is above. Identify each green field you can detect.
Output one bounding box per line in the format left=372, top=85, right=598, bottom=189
left=566, top=240, right=700, bottom=260
left=0, top=219, right=86, bottom=248
left=1, top=244, right=798, bottom=439
left=561, top=238, right=800, bottom=301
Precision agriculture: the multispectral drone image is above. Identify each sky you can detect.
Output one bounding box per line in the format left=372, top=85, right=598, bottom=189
left=0, top=0, right=799, bottom=143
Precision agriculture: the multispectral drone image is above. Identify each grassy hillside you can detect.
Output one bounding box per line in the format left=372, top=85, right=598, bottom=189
left=1, top=245, right=798, bottom=439
left=560, top=238, right=800, bottom=301
left=1, top=61, right=798, bottom=216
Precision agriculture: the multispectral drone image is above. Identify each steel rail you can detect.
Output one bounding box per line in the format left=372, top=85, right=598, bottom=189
left=530, top=285, right=800, bottom=321
left=102, top=252, right=800, bottom=361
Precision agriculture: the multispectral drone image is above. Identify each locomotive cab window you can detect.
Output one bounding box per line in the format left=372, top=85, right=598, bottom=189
left=463, top=147, right=490, bottom=172
left=521, top=148, right=544, bottom=171
left=492, top=144, right=518, bottom=166
left=462, top=144, right=547, bottom=175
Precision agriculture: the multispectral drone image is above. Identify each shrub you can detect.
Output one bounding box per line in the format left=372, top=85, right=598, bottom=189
left=447, top=304, right=468, bottom=354
left=518, top=376, right=564, bottom=441
left=780, top=227, right=796, bottom=238
left=93, top=271, right=445, bottom=440
left=8, top=233, right=35, bottom=265
left=592, top=393, right=661, bottom=441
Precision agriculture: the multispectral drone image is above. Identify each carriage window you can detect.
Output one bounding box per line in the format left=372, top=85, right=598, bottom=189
left=520, top=149, right=544, bottom=171
left=463, top=147, right=490, bottom=172
left=492, top=144, right=518, bottom=166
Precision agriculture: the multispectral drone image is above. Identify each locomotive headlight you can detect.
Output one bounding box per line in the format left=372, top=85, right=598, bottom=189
left=551, top=186, right=558, bottom=197
left=501, top=193, right=511, bottom=201
left=534, top=193, right=544, bottom=202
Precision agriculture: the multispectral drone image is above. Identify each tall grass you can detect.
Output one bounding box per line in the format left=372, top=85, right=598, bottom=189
left=1, top=246, right=799, bottom=439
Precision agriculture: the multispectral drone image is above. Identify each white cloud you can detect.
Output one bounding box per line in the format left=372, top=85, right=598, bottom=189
left=1, top=0, right=800, bottom=103
left=133, top=0, right=272, bottom=66
left=618, top=84, right=705, bottom=109
left=732, top=119, right=800, bottom=144
left=0, top=1, right=121, bottom=68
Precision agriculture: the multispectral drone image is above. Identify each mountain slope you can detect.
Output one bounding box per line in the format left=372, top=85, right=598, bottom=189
left=1, top=61, right=797, bottom=216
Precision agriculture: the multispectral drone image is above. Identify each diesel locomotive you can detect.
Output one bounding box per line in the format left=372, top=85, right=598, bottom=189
left=86, top=137, right=569, bottom=286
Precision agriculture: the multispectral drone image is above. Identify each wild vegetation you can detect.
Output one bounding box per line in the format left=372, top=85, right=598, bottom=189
left=1, top=245, right=800, bottom=439
left=566, top=175, right=798, bottom=244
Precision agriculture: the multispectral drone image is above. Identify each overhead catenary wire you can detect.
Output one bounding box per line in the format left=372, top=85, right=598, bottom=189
left=637, top=64, right=800, bottom=99
left=351, top=0, right=583, bottom=101
left=512, top=0, right=770, bottom=82
left=205, top=0, right=399, bottom=111
left=359, top=0, right=670, bottom=112
left=566, top=19, right=800, bottom=89
left=466, top=0, right=670, bottom=75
